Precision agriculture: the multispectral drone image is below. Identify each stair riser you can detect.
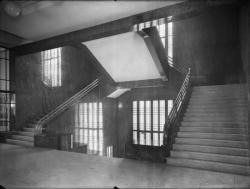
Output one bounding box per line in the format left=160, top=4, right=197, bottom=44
left=175, top=138, right=248, bottom=148
left=12, top=135, right=34, bottom=142
left=182, top=118, right=247, bottom=122
left=6, top=139, right=33, bottom=147
left=184, top=114, right=246, bottom=119
left=23, top=128, right=35, bottom=132
left=167, top=158, right=250, bottom=175
left=170, top=151, right=250, bottom=166
left=18, top=132, right=34, bottom=137
left=187, top=105, right=247, bottom=109
left=189, top=100, right=246, bottom=104
left=173, top=145, right=248, bottom=156
left=181, top=122, right=247, bottom=127
left=177, top=133, right=248, bottom=141
left=179, top=127, right=246, bottom=134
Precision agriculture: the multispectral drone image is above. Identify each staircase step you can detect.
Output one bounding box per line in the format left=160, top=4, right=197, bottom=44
left=6, top=139, right=33, bottom=147
left=18, top=131, right=34, bottom=137
left=177, top=132, right=248, bottom=141
left=188, top=100, right=246, bottom=104
left=23, top=127, right=35, bottom=132
left=179, top=127, right=246, bottom=134
left=175, top=137, right=248, bottom=148
left=184, top=114, right=246, bottom=119
left=181, top=121, right=247, bottom=127
left=182, top=117, right=246, bottom=122
left=173, top=144, right=249, bottom=156
left=188, top=103, right=247, bottom=108
left=11, top=135, right=34, bottom=142
left=166, top=157, right=250, bottom=175
left=170, top=151, right=250, bottom=166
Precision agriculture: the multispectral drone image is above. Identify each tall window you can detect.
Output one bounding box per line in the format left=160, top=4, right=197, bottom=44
left=134, top=19, right=166, bottom=48
left=133, top=100, right=173, bottom=147
left=168, top=99, right=174, bottom=115
left=41, top=48, right=61, bottom=87
left=168, top=21, right=173, bottom=60
left=0, top=47, right=15, bottom=132
left=74, top=102, right=103, bottom=155
left=133, top=17, right=174, bottom=66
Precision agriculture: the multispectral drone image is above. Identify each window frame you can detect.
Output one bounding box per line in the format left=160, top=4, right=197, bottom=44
left=41, top=48, right=62, bottom=87
left=132, top=99, right=173, bottom=147
left=74, top=102, right=103, bottom=156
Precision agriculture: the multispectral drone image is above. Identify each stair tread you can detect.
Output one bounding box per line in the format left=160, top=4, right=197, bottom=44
left=173, top=144, right=249, bottom=157
left=6, top=139, right=33, bottom=147
left=167, top=157, right=250, bottom=175
left=171, top=151, right=250, bottom=165
left=175, top=137, right=248, bottom=148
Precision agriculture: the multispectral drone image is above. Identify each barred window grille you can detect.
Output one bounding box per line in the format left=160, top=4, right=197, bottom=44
left=74, top=102, right=103, bottom=155
left=0, top=47, right=15, bottom=132
left=41, top=48, right=61, bottom=87
left=133, top=99, right=173, bottom=146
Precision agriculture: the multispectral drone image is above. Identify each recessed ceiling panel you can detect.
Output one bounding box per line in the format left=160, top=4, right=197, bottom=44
left=83, top=32, right=162, bottom=82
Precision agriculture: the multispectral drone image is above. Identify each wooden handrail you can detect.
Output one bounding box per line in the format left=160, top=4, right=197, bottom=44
left=163, top=68, right=191, bottom=150
left=35, top=79, right=99, bottom=135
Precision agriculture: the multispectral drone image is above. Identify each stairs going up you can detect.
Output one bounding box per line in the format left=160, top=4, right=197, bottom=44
left=6, top=113, right=46, bottom=147
left=166, top=84, right=250, bottom=175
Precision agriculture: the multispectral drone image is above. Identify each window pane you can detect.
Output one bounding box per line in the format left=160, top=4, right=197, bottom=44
left=42, top=48, right=61, bottom=87
left=168, top=100, right=174, bottom=115
left=146, top=132, right=151, bottom=146
left=145, top=101, right=151, bottom=131
left=133, top=131, right=138, bottom=144
left=139, top=101, right=144, bottom=131
left=133, top=101, right=137, bottom=130
left=153, top=133, right=159, bottom=146
left=139, top=132, right=145, bottom=145
left=168, top=22, right=173, bottom=36
left=153, top=100, right=158, bottom=131
left=159, top=100, right=165, bottom=132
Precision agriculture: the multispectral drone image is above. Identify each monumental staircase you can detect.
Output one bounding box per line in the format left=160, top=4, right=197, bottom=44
left=166, top=84, right=250, bottom=175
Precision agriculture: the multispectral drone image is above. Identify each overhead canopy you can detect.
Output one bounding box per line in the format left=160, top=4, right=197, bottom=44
left=83, top=31, right=162, bottom=82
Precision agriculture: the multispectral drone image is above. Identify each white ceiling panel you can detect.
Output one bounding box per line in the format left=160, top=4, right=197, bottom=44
left=83, top=31, right=162, bottom=82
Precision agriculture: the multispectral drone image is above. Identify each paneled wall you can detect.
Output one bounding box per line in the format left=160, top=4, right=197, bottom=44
left=173, top=6, right=243, bottom=85
left=15, top=46, right=99, bottom=130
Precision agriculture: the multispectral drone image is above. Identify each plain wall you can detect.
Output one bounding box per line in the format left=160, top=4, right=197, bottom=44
left=15, top=46, right=99, bottom=130
left=173, top=6, right=243, bottom=85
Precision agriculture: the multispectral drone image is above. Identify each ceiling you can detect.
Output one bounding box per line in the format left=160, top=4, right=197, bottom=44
left=0, top=1, right=182, bottom=42
left=83, top=31, right=162, bottom=82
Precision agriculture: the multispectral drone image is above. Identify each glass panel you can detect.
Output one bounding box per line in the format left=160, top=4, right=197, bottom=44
left=159, top=100, right=165, bottom=132
left=168, top=100, right=174, bottom=115
left=139, top=101, right=144, bottom=131
left=139, top=132, right=145, bottom=145
left=153, top=133, right=159, bottom=146
left=133, top=101, right=137, bottom=130
left=146, top=132, right=151, bottom=146
left=42, top=48, right=61, bottom=87
left=145, top=101, right=151, bottom=131
left=153, top=100, right=158, bottom=131
left=168, top=22, right=173, bottom=36
left=133, top=131, right=137, bottom=144
left=159, top=133, right=163, bottom=146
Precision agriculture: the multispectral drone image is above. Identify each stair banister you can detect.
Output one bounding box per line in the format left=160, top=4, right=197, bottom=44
left=163, top=68, right=191, bottom=150
left=35, top=78, right=99, bottom=135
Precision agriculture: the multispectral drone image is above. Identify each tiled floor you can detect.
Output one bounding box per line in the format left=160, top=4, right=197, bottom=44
left=0, top=143, right=249, bottom=188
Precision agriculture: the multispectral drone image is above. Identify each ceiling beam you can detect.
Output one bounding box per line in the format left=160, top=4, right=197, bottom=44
left=138, top=27, right=169, bottom=81
left=11, top=0, right=239, bottom=56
